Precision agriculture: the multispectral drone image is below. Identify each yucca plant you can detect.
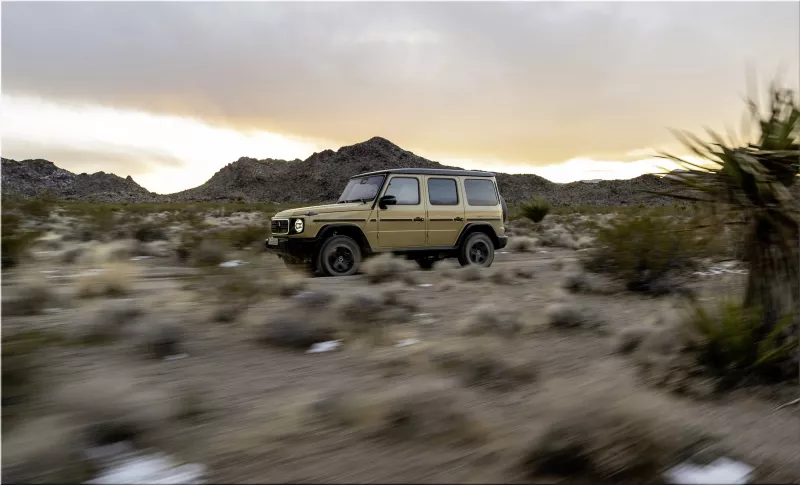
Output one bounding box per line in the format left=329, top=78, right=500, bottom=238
left=519, top=197, right=551, bottom=223
left=654, top=82, right=799, bottom=375
left=689, top=298, right=797, bottom=385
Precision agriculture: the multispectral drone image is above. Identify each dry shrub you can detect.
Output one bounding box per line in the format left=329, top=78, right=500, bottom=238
left=139, top=240, right=171, bottom=258
left=512, top=265, right=535, bottom=279
left=539, top=225, right=579, bottom=250
left=368, top=347, right=426, bottom=378
left=35, top=231, right=64, bottom=251
left=552, top=258, right=566, bottom=271
left=2, top=330, right=61, bottom=419
left=70, top=299, right=145, bottom=344
left=362, top=253, right=417, bottom=284
left=615, top=325, right=653, bottom=355
left=292, top=289, right=337, bottom=309
left=254, top=313, right=337, bottom=350
left=521, top=398, right=691, bottom=483
left=457, top=264, right=483, bottom=282
left=428, top=340, right=538, bottom=391
left=488, top=266, right=516, bottom=285
left=60, top=244, right=88, bottom=264
left=2, top=416, right=94, bottom=484
left=508, top=236, right=538, bottom=253
left=130, top=318, right=185, bottom=359
left=462, top=304, right=523, bottom=338
left=75, top=264, right=135, bottom=299
left=211, top=301, right=245, bottom=323
left=55, top=372, right=181, bottom=447
left=433, top=258, right=462, bottom=278
left=191, top=240, right=227, bottom=267
left=562, top=271, right=616, bottom=295
left=275, top=274, right=309, bottom=297
left=2, top=278, right=61, bottom=316
left=311, top=379, right=489, bottom=445
left=546, top=301, right=602, bottom=330
left=77, top=239, right=140, bottom=264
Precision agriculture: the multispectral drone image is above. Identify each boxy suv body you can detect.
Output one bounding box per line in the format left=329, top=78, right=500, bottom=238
left=264, top=168, right=508, bottom=276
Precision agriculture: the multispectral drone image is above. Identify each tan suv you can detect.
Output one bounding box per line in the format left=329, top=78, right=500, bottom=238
left=264, top=168, right=508, bottom=276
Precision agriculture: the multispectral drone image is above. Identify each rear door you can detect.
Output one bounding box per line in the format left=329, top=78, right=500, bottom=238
left=377, top=174, right=426, bottom=248
left=424, top=176, right=465, bottom=247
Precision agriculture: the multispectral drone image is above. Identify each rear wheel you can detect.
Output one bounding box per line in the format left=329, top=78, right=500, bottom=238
left=458, top=232, right=495, bottom=268
left=318, top=235, right=362, bottom=277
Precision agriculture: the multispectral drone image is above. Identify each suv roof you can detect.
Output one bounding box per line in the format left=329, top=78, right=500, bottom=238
left=352, top=168, right=496, bottom=178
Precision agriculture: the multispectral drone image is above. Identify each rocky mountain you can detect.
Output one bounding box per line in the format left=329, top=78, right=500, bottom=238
left=2, top=137, right=687, bottom=206
left=1, top=158, right=157, bottom=203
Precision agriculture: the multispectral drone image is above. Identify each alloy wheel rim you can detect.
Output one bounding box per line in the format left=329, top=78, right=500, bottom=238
left=328, top=246, right=354, bottom=274
left=469, top=241, right=489, bottom=265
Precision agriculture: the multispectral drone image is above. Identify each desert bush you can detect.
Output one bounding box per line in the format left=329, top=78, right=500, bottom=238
left=362, top=253, right=417, bottom=284
left=133, top=223, right=168, bottom=243
left=521, top=399, right=684, bottom=483
left=583, top=215, right=700, bottom=294
left=2, top=278, right=61, bottom=316
left=508, top=236, right=538, bottom=252
left=275, top=274, right=308, bottom=297
left=131, top=318, right=185, bottom=359
left=429, top=342, right=538, bottom=391
left=539, top=224, right=579, bottom=249
left=312, top=379, right=488, bottom=445
left=218, top=224, right=270, bottom=250
left=2, top=330, right=61, bottom=419
left=254, top=313, right=337, bottom=350
left=1, top=213, right=40, bottom=269
left=211, top=301, right=245, bottom=323
left=614, top=325, right=653, bottom=355
left=2, top=416, right=94, bottom=484
left=546, top=302, right=601, bottom=329
left=688, top=298, right=798, bottom=384
left=75, top=265, right=134, bottom=299
left=520, top=197, right=551, bottom=223
left=70, top=300, right=144, bottom=344
left=462, top=304, right=522, bottom=338
left=292, top=290, right=337, bottom=309
left=456, top=264, right=483, bottom=282
left=190, top=239, right=227, bottom=267
left=488, top=266, right=515, bottom=285
left=55, top=372, right=180, bottom=447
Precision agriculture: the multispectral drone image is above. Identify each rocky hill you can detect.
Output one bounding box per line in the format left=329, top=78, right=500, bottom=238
left=1, top=158, right=158, bottom=203
left=167, top=137, right=680, bottom=206
left=3, top=137, right=688, bottom=206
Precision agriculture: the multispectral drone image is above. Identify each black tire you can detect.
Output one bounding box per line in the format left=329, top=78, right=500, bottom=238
left=317, top=235, right=362, bottom=277
left=458, top=232, right=495, bottom=267
left=416, top=257, right=437, bottom=270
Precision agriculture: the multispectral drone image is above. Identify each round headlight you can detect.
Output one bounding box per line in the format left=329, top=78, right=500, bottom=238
left=294, top=219, right=304, bottom=233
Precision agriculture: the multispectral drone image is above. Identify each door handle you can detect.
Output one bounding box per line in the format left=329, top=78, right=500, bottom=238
left=454, top=217, right=464, bottom=222
left=413, top=217, right=425, bottom=222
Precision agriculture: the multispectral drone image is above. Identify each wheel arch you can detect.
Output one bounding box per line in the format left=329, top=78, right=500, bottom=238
left=455, top=223, right=500, bottom=249
left=316, top=224, right=373, bottom=254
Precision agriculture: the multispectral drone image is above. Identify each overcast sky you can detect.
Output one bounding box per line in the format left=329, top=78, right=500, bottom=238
left=2, top=1, right=798, bottom=193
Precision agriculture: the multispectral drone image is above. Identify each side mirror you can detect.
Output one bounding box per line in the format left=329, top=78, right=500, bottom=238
left=378, top=195, right=397, bottom=210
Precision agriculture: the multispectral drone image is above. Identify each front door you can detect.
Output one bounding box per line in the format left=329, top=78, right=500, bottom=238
left=424, top=176, right=465, bottom=247
left=377, top=175, right=426, bottom=248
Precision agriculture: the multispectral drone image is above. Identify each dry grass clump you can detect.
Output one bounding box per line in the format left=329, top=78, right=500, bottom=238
left=488, top=266, right=516, bottom=285
left=130, top=318, right=185, bottom=359
left=362, top=253, right=418, bottom=284
left=55, top=372, right=181, bottom=447
left=75, top=264, right=135, bottom=299
left=546, top=301, right=602, bottom=330
left=615, top=325, right=654, bottom=355
left=311, top=379, right=489, bottom=446
left=457, top=264, right=483, bottom=282
left=211, top=301, right=246, bottom=323
left=539, top=224, right=579, bottom=250
left=254, top=313, right=337, bottom=350
left=462, top=304, right=523, bottom=338
left=292, top=289, right=337, bottom=309
left=2, top=330, right=61, bottom=421
left=2, top=416, right=94, bottom=484
left=69, top=299, right=145, bottom=344
left=508, top=236, right=538, bottom=253
left=275, top=274, right=309, bottom=297
left=368, top=346, right=427, bottom=378
left=2, top=277, right=62, bottom=316
left=512, top=265, right=535, bottom=279
left=191, top=239, right=228, bottom=267
left=520, top=398, right=689, bottom=483
left=428, top=340, right=539, bottom=391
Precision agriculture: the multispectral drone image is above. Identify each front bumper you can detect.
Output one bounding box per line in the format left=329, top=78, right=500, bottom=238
left=496, top=236, right=508, bottom=250
left=264, top=236, right=318, bottom=263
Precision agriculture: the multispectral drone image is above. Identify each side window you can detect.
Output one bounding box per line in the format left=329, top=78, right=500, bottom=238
left=384, top=177, right=420, bottom=205
left=427, top=178, right=459, bottom=205
left=464, top=179, right=499, bottom=206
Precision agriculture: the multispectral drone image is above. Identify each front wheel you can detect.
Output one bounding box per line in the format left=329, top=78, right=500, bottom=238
left=458, top=232, right=495, bottom=268
left=318, top=235, right=362, bottom=277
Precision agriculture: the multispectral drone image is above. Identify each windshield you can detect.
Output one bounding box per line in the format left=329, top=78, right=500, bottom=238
left=337, top=175, right=386, bottom=203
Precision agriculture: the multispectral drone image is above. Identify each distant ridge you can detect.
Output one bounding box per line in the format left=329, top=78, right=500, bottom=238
left=2, top=137, right=685, bottom=206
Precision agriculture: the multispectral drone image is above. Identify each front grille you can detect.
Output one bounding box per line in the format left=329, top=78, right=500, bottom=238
left=270, top=218, right=289, bottom=235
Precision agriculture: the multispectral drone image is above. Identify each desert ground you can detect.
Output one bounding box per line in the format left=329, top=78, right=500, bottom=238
left=2, top=203, right=799, bottom=484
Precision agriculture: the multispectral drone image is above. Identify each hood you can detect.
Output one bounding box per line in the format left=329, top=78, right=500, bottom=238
left=275, top=202, right=372, bottom=217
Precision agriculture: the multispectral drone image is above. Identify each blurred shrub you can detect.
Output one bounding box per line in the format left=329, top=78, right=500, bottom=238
left=583, top=214, right=700, bottom=294
left=1, top=213, right=41, bottom=269
left=689, top=298, right=798, bottom=384
left=520, top=197, right=551, bottom=223
left=219, top=225, right=270, bottom=250
left=133, top=223, right=168, bottom=243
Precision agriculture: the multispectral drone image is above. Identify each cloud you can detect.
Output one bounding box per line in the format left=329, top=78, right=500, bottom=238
left=2, top=2, right=798, bottom=167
